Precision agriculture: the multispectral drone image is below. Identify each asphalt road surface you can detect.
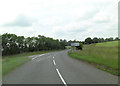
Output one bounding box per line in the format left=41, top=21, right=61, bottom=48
left=3, top=50, right=118, bottom=84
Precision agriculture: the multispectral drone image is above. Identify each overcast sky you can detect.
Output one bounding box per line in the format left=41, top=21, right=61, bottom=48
left=0, top=0, right=119, bottom=41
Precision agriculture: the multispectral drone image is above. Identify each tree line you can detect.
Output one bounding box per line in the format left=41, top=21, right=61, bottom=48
left=1, top=33, right=66, bottom=56
left=1, top=33, right=119, bottom=56
left=65, top=37, right=119, bottom=46
left=83, top=37, right=119, bottom=44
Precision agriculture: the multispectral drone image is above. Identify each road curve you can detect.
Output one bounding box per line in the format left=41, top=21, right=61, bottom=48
left=3, top=50, right=118, bottom=84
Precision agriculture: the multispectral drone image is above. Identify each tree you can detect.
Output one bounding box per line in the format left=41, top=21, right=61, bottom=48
left=105, top=37, right=113, bottom=42
left=2, top=33, right=66, bottom=56
left=98, top=38, right=105, bottom=43
left=92, top=37, right=99, bottom=43
left=115, top=37, right=119, bottom=41
left=85, top=37, right=92, bottom=44
left=76, top=42, right=83, bottom=50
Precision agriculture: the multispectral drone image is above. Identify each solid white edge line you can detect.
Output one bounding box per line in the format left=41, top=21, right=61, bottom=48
left=32, top=54, right=45, bottom=60
left=56, top=69, right=67, bottom=86
left=53, top=60, right=56, bottom=65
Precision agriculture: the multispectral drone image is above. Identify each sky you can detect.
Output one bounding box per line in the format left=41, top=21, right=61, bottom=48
left=0, top=0, right=119, bottom=41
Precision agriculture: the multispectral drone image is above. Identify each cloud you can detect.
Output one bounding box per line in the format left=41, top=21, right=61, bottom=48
left=0, top=0, right=118, bottom=41
left=93, top=11, right=110, bottom=23
left=2, top=14, right=34, bottom=27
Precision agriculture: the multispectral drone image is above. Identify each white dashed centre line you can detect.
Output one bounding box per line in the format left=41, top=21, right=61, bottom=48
left=56, top=69, right=67, bottom=86
left=53, top=56, right=67, bottom=86
left=53, top=60, right=56, bottom=65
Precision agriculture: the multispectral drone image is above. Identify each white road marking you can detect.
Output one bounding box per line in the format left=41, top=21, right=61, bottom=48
left=32, top=54, right=45, bottom=60
left=53, top=60, right=56, bottom=65
left=39, top=54, right=45, bottom=57
left=53, top=56, right=54, bottom=59
left=56, top=69, right=67, bottom=86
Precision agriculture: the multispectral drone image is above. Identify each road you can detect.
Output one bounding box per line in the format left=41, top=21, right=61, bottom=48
left=3, top=50, right=118, bottom=84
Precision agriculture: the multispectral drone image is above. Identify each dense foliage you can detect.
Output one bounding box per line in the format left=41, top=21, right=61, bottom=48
left=83, top=37, right=119, bottom=44
left=65, top=37, right=119, bottom=46
left=2, top=33, right=66, bottom=56
left=1, top=33, right=119, bottom=56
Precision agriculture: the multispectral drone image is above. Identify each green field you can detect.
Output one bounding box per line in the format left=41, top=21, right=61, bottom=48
left=96, top=41, right=118, bottom=47
left=68, top=41, right=119, bottom=75
left=2, top=50, right=56, bottom=76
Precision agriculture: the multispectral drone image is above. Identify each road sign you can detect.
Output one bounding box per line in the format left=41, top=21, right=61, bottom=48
left=71, top=43, right=80, bottom=46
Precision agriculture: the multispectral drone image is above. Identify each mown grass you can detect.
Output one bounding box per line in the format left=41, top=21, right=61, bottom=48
left=68, top=41, right=119, bottom=75
left=2, top=50, right=58, bottom=76
left=2, top=56, right=31, bottom=76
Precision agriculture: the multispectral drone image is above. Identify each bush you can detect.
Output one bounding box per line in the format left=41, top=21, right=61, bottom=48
left=76, top=43, right=83, bottom=50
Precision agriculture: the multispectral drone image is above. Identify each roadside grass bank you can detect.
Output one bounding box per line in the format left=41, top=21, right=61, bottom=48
left=68, top=41, right=119, bottom=75
left=0, top=58, right=2, bottom=80
left=2, top=50, right=61, bottom=76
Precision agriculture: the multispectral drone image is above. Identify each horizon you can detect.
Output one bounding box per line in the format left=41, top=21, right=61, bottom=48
left=1, top=33, right=118, bottom=42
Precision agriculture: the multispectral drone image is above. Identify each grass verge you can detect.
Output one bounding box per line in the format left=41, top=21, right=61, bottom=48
left=2, top=56, right=31, bottom=76
left=2, top=50, right=60, bottom=76
left=0, top=58, right=2, bottom=80
left=68, top=41, right=119, bottom=75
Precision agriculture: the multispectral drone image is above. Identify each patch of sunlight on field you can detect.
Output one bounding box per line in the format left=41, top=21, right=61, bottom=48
left=96, top=41, right=118, bottom=47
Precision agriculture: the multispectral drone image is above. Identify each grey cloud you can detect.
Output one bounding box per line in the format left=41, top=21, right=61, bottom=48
left=76, top=10, right=99, bottom=21
left=94, top=19, right=110, bottom=23
left=77, top=9, right=110, bottom=24
left=2, top=15, right=33, bottom=27
left=54, top=27, right=87, bottom=41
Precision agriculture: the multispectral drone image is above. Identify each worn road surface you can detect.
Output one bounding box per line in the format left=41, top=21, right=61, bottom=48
left=3, top=50, right=118, bottom=84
